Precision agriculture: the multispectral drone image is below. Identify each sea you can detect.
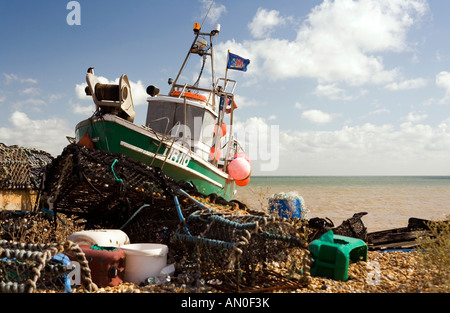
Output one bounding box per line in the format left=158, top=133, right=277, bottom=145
left=234, top=176, right=450, bottom=232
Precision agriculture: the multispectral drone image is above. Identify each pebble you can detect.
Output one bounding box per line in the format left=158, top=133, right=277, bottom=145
left=69, top=250, right=447, bottom=294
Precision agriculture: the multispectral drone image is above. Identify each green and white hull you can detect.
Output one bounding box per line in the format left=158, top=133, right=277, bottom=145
left=75, top=114, right=236, bottom=200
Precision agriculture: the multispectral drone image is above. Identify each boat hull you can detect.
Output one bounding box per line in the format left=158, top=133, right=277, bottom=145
left=75, top=115, right=236, bottom=200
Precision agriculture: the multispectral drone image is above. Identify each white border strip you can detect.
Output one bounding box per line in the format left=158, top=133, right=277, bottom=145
left=90, top=114, right=229, bottom=179
left=120, top=141, right=224, bottom=188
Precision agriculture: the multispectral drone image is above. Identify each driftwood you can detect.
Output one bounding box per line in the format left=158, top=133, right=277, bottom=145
left=367, top=218, right=435, bottom=251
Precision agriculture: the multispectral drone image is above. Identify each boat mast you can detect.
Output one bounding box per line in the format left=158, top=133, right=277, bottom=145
left=170, top=0, right=219, bottom=107
left=169, top=30, right=200, bottom=95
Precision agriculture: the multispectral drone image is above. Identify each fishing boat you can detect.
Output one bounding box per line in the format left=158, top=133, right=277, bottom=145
left=74, top=23, right=251, bottom=201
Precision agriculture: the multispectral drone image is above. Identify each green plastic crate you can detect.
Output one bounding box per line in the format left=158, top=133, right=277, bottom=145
left=308, top=230, right=367, bottom=281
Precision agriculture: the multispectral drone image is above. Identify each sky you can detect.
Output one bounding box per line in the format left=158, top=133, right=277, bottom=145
left=1, top=0, right=450, bottom=176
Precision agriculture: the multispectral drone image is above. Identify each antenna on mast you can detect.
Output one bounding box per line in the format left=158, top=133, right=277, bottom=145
left=200, top=0, right=215, bottom=30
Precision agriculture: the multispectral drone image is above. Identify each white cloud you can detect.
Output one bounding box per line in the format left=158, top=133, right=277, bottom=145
left=301, top=109, right=333, bottom=124
left=385, top=78, right=427, bottom=90
left=369, top=108, right=390, bottom=116
left=20, top=78, right=38, bottom=84
left=227, top=115, right=450, bottom=175
left=13, top=98, right=47, bottom=112
left=0, top=111, right=72, bottom=156
left=232, top=117, right=280, bottom=172
left=3, top=73, right=19, bottom=85
left=277, top=120, right=450, bottom=175
left=49, top=94, right=64, bottom=103
left=233, top=95, right=259, bottom=108
left=72, top=103, right=95, bottom=116
left=21, top=87, right=41, bottom=95
left=248, top=7, right=289, bottom=39
left=199, top=0, right=226, bottom=25
left=436, top=71, right=450, bottom=104
left=75, top=83, right=89, bottom=100
left=3, top=73, right=38, bottom=85
left=404, top=112, right=427, bottom=123
left=314, top=83, right=356, bottom=100
left=216, top=0, right=428, bottom=86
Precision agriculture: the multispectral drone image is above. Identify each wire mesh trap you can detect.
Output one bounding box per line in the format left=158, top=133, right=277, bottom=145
left=37, top=143, right=208, bottom=241
left=0, top=240, right=97, bottom=293
left=170, top=209, right=312, bottom=292
left=34, top=144, right=313, bottom=292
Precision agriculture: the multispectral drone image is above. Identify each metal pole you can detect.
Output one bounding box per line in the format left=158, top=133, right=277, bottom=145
left=170, top=33, right=200, bottom=95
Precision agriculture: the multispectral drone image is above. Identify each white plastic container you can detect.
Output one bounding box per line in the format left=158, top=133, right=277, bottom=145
left=67, top=229, right=130, bottom=248
left=120, top=243, right=169, bottom=284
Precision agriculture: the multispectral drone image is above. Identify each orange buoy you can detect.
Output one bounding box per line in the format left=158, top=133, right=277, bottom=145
left=209, top=145, right=221, bottom=161
left=214, top=123, right=227, bottom=137
left=233, top=152, right=250, bottom=164
left=236, top=176, right=250, bottom=187
left=78, top=132, right=95, bottom=149
left=170, top=90, right=207, bottom=102
left=228, top=157, right=251, bottom=181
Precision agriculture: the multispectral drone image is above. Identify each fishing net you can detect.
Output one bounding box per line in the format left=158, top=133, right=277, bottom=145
left=0, top=143, right=53, bottom=190
left=37, top=143, right=200, bottom=238
left=35, top=143, right=312, bottom=292
left=171, top=209, right=312, bottom=292
left=0, top=240, right=97, bottom=293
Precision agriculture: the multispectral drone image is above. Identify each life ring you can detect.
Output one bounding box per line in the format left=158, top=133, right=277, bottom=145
left=170, top=90, right=207, bottom=102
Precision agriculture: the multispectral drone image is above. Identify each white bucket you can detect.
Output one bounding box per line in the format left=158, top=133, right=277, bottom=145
left=67, top=229, right=130, bottom=248
left=121, top=243, right=169, bottom=284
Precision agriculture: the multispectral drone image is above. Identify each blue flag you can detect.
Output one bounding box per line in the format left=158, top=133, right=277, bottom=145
left=227, top=52, right=250, bottom=72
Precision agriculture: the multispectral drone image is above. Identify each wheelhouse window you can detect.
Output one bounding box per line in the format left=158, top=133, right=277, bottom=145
left=146, top=99, right=216, bottom=147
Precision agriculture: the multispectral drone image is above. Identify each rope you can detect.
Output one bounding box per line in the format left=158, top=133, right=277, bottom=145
left=173, top=231, right=235, bottom=250
left=178, top=189, right=216, bottom=212
left=0, top=240, right=98, bottom=293
left=174, top=196, right=192, bottom=236
left=262, top=231, right=308, bottom=248
left=120, top=204, right=151, bottom=230
left=64, top=240, right=98, bottom=293
left=110, top=159, right=123, bottom=183
left=187, top=211, right=258, bottom=230
left=0, top=241, right=64, bottom=293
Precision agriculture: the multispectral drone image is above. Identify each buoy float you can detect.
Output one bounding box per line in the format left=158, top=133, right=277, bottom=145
left=233, top=152, right=250, bottom=164
left=209, top=146, right=221, bottom=161
left=228, top=156, right=251, bottom=181
left=235, top=176, right=250, bottom=187
left=214, top=123, right=227, bottom=137
left=78, top=132, right=95, bottom=149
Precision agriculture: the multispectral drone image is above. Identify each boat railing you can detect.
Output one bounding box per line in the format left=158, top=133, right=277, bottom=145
left=171, top=82, right=215, bottom=109
left=216, top=78, right=237, bottom=96
left=144, top=121, right=194, bottom=169
left=171, top=83, right=212, bottom=95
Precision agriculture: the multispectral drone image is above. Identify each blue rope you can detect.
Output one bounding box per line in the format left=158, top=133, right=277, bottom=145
left=174, top=196, right=192, bottom=236
left=187, top=211, right=257, bottom=230
left=178, top=189, right=215, bottom=212
left=111, top=159, right=123, bottom=183
left=173, top=231, right=234, bottom=250
left=120, top=204, right=150, bottom=230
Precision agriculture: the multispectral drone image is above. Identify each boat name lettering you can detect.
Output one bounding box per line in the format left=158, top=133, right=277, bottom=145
left=164, top=147, right=191, bottom=167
